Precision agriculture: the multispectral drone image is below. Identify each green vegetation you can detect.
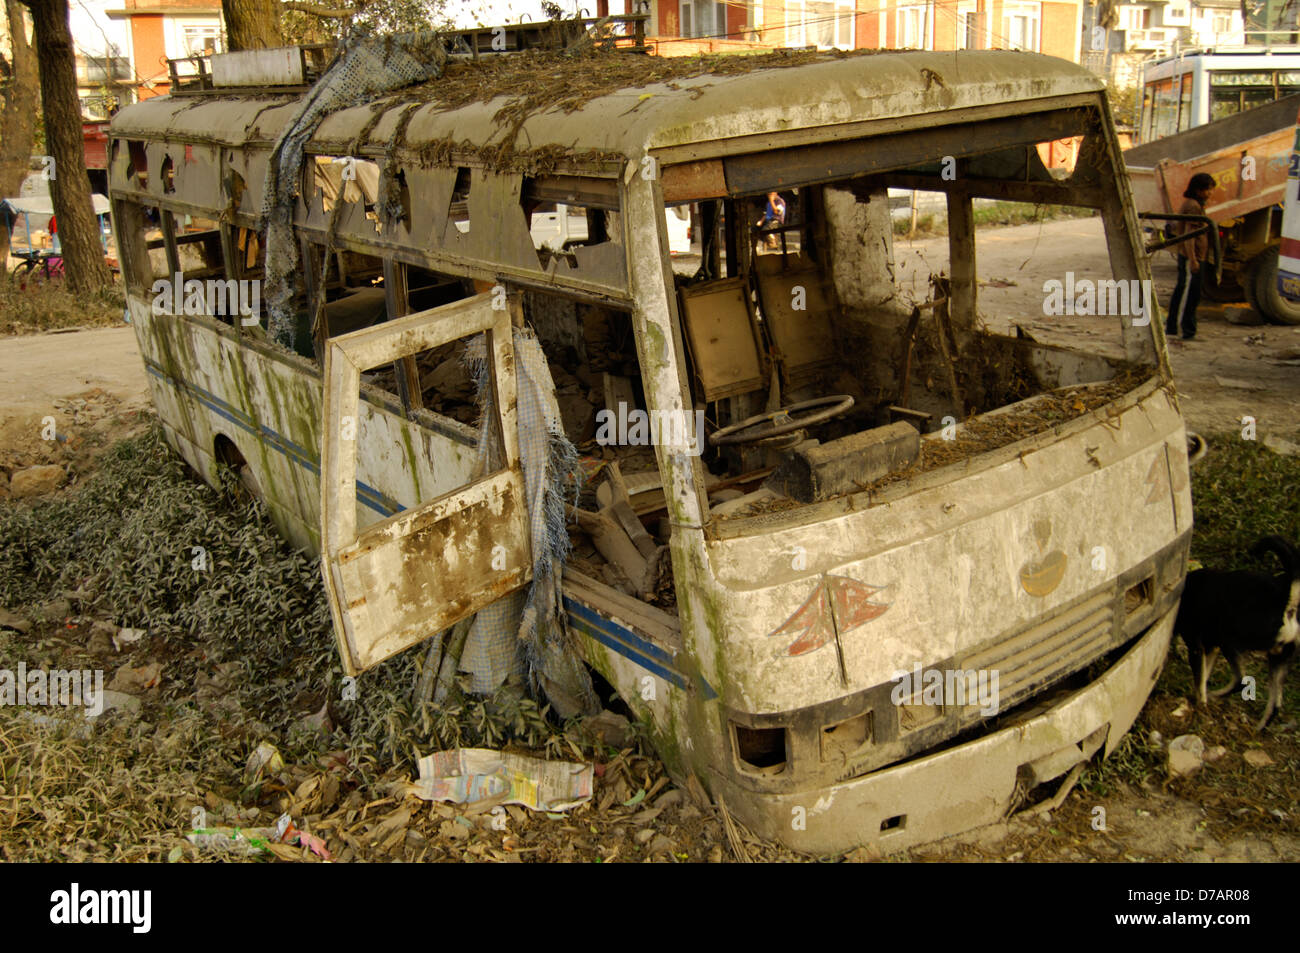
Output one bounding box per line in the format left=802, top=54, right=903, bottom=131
left=0, top=425, right=617, bottom=860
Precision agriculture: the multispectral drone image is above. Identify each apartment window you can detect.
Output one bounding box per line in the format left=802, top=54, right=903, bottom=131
left=181, top=24, right=221, bottom=56
left=79, top=55, right=131, bottom=84
left=1213, top=13, right=1232, bottom=33
left=787, top=0, right=854, bottom=48
left=1119, top=5, right=1147, bottom=31
left=897, top=4, right=928, bottom=48
left=957, top=1, right=984, bottom=49
left=681, top=0, right=726, bottom=37
left=1003, top=1, right=1041, bottom=51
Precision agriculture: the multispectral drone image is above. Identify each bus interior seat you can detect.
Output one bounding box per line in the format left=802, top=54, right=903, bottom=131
left=677, top=275, right=768, bottom=404
left=753, top=252, right=837, bottom=390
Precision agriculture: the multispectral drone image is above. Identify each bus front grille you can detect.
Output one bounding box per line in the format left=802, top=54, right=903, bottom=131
left=962, top=592, right=1114, bottom=712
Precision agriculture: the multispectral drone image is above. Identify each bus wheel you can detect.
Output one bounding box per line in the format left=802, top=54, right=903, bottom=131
left=1199, top=267, right=1244, bottom=303
left=1253, top=246, right=1300, bottom=325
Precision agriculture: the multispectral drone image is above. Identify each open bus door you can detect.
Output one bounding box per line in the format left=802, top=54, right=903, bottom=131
left=320, top=293, right=532, bottom=675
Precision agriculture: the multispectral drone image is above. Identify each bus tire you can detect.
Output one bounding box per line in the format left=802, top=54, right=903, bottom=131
left=1252, top=246, right=1300, bottom=325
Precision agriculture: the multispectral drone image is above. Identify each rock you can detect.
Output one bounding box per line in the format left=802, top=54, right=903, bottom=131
left=9, top=465, right=65, bottom=498
left=1204, top=745, right=1228, bottom=763
left=113, top=627, right=147, bottom=652
left=1224, top=306, right=1265, bottom=326
left=0, top=607, right=31, bottom=634
left=31, top=599, right=70, bottom=622
left=1263, top=436, right=1300, bottom=458
left=1167, top=734, right=1205, bottom=778
left=646, top=834, right=674, bottom=856
left=1214, top=375, right=1265, bottom=391
left=1243, top=749, right=1275, bottom=768
left=583, top=709, right=632, bottom=748
left=91, top=689, right=141, bottom=718
left=654, top=789, right=684, bottom=810
left=1171, top=699, right=1192, bottom=719
left=108, top=662, right=162, bottom=694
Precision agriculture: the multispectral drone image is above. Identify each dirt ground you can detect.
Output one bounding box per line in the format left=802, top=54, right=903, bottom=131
left=0, top=327, right=150, bottom=480
left=2, top=216, right=1299, bottom=862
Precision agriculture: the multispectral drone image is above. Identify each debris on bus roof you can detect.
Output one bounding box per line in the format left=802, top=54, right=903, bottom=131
left=113, top=46, right=1105, bottom=175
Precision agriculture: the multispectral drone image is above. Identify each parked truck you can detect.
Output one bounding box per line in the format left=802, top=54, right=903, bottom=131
left=1125, top=91, right=1300, bottom=324
left=1278, top=107, right=1300, bottom=303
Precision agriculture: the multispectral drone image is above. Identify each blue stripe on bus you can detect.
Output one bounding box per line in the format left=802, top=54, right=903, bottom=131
left=142, top=358, right=401, bottom=517
left=563, top=595, right=717, bottom=699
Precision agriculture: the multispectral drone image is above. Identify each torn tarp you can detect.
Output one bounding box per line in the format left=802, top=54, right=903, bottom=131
left=462, top=327, right=598, bottom=718
left=261, top=31, right=447, bottom=347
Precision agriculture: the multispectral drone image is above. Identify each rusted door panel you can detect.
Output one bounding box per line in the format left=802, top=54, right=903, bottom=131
left=321, top=293, right=532, bottom=675
left=331, top=468, right=530, bottom=672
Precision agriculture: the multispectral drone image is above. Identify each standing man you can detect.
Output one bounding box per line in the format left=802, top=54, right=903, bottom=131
left=1166, top=172, right=1215, bottom=341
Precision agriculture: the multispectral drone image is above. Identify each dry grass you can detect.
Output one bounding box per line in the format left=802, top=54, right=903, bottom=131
left=0, top=274, right=126, bottom=336
left=0, top=422, right=800, bottom=862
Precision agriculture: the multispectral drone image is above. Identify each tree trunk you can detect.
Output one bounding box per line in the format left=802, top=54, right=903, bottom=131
left=0, top=0, right=38, bottom=259
left=19, top=0, right=110, bottom=293
left=222, top=0, right=286, bottom=50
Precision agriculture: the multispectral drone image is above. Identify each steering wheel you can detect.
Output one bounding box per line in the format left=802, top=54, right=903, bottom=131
left=710, top=395, right=856, bottom=447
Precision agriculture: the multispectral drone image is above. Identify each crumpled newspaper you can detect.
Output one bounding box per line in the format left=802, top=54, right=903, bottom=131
left=409, top=748, right=592, bottom=813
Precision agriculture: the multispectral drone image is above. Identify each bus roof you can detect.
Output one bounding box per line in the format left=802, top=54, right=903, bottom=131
left=111, top=49, right=1102, bottom=166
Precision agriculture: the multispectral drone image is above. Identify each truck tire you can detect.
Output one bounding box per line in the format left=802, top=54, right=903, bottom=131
left=1253, top=246, right=1300, bottom=325
left=1242, top=255, right=1264, bottom=316
left=1200, top=267, right=1244, bottom=303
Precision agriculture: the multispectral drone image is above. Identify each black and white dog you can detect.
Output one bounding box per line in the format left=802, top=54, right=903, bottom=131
left=1175, top=535, right=1300, bottom=732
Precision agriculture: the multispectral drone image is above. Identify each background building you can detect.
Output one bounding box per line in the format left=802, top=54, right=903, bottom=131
left=105, top=0, right=223, bottom=100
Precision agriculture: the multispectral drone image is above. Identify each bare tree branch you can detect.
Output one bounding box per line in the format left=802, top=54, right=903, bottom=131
left=282, top=1, right=358, bottom=19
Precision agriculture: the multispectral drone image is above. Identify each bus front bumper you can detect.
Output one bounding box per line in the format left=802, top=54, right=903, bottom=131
left=707, top=605, right=1175, bottom=856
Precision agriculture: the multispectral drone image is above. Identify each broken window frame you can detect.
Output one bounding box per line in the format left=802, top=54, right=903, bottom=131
left=656, top=99, right=1155, bottom=525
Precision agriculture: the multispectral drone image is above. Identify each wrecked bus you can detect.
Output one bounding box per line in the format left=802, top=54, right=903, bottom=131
left=108, top=36, right=1192, bottom=854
